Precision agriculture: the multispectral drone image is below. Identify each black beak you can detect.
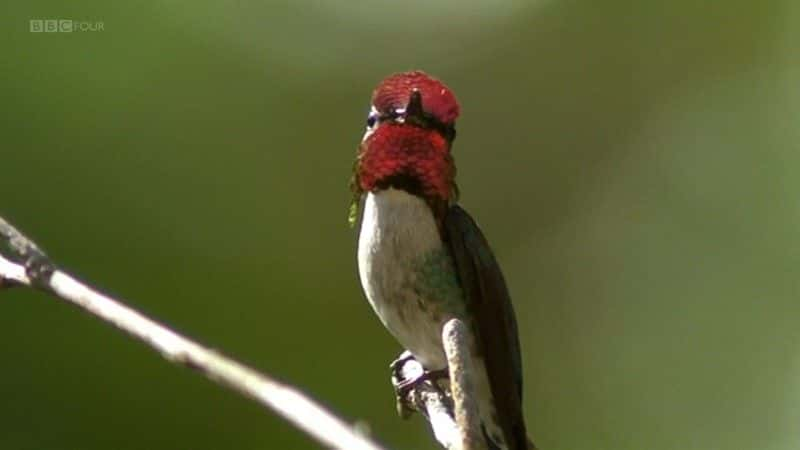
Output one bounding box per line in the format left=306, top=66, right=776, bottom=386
left=405, top=89, right=424, bottom=119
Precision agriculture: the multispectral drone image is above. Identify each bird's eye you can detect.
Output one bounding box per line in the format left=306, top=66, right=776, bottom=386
left=366, top=114, right=377, bottom=128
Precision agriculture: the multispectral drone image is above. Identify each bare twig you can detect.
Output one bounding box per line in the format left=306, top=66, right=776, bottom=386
left=0, top=216, right=385, bottom=450
left=392, top=319, right=487, bottom=450
left=443, top=319, right=486, bottom=450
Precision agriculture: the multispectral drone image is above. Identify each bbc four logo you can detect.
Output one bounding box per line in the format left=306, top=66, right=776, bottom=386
left=30, top=19, right=104, bottom=32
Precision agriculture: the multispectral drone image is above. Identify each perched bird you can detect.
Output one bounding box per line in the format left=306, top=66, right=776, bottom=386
left=350, top=71, right=533, bottom=450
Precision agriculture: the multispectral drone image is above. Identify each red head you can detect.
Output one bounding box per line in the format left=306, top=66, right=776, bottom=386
left=351, top=71, right=460, bottom=217
left=372, top=71, right=460, bottom=126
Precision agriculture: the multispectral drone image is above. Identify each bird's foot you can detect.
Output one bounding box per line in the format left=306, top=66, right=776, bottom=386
left=389, top=350, right=415, bottom=373
left=394, top=368, right=449, bottom=395
left=390, top=351, right=449, bottom=418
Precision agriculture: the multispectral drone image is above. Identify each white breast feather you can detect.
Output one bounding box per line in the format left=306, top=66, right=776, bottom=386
left=356, top=188, right=509, bottom=449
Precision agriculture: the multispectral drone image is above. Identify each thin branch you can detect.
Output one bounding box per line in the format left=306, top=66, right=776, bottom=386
left=443, top=319, right=486, bottom=450
left=0, top=216, right=386, bottom=450
left=392, top=319, right=487, bottom=450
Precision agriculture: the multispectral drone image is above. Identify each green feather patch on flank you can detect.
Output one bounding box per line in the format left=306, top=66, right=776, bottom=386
left=414, top=248, right=465, bottom=314
left=348, top=200, right=359, bottom=227
left=348, top=165, right=362, bottom=227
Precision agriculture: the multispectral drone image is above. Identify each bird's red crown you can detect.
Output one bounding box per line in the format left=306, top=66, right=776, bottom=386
left=371, top=70, right=460, bottom=125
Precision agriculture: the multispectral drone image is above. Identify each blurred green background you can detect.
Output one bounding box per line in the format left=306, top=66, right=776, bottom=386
left=2, top=1, right=799, bottom=449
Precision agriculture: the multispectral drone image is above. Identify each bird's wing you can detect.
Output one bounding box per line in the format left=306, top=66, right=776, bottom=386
left=443, top=204, right=530, bottom=450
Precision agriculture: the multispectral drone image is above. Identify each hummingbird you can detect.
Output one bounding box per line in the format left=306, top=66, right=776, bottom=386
left=350, top=71, right=533, bottom=450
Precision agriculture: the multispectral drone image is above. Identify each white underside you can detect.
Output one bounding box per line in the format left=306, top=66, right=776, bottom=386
left=357, top=188, right=449, bottom=369
left=357, top=188, right=508, bottom=449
